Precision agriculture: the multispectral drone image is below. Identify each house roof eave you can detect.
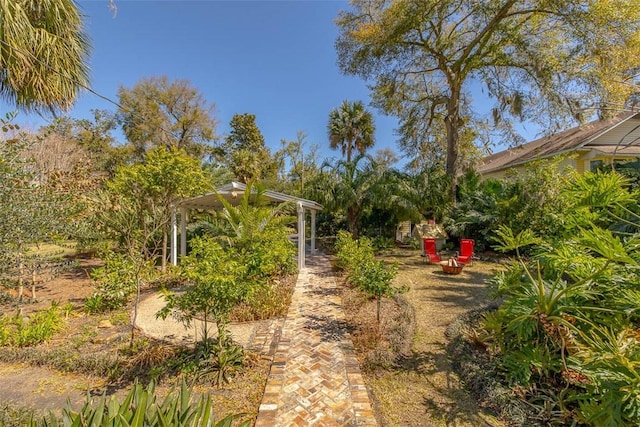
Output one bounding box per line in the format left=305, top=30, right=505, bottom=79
left=176, top=181, right=323, bottom=211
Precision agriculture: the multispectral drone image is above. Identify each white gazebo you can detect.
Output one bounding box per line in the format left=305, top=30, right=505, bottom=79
left=170, top=181, right=323, bottom=269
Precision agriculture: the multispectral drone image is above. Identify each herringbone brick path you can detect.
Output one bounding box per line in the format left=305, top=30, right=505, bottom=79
left=255, top=255, right=377, bottom=426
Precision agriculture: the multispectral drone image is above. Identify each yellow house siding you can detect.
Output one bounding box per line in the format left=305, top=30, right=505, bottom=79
left=481, top=155, right=578, bottom=180
left=481, top=152, right=639, bottom=179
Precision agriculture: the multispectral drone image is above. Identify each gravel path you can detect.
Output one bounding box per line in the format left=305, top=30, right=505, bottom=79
left=134, top=291, right=262, bottom=347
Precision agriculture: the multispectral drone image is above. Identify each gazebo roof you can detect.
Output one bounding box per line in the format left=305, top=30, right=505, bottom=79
left=176, top=181, right=323, bottom=211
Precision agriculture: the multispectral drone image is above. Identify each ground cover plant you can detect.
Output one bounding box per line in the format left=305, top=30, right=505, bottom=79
left=0, top=302, right=70, bottom=347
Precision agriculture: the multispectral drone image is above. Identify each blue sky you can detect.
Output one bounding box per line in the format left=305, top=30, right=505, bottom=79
left=8, top=0, right=402, bottom=163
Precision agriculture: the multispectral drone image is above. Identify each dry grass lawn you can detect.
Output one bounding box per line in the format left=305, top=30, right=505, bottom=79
left=366, top=248, right=504, bottom=426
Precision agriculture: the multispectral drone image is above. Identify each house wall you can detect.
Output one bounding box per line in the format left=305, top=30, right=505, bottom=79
left=482, top=152, right=638, bottom=180
left=481, top=156, right=578, bottom=180
left=396, top=221, right=412, bottom=242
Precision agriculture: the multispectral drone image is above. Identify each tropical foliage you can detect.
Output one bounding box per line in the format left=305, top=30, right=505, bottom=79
left=475, top=171, right=640, bottom=425
left=327, top=100, right=375, bottom=162
left=0, top=0, right=90, bottom=113
left=309, top=155, right=390, bottom=238
left=213, top=180, right=297, bottom=283
left=34, top=380, right=249, bottom=427
left=446, top=160, right=569, bottom=251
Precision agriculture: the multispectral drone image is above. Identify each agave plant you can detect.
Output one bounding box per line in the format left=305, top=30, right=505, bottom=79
left=35, top=380, right=249, bottom=426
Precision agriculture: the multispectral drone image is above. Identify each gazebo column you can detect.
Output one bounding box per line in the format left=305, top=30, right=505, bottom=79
left=297, top=202, right=305, bottom=269
left=180, top=207, right=187, bottom=259
left=310, top=209, right=316, bottom=253
left=170, top=206, right=178, bottom=266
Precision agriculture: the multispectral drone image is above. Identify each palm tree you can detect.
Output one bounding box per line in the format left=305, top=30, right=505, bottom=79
left=327, top=100, right=375, bottom=162
left=215, top=180, right=295, bottom=249
left=311, top=154, right=387, bottom=238
left=0, top=0, right=90, bottom=113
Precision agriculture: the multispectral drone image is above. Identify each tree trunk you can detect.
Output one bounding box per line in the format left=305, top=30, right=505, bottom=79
left=203, top=311, right=209, bottom=352
left=377, top=296, right=381, bottom=325
left=31, top=270, right=37, bottom=302
left=161, top=226, right=167, bottom=272
left=445, top=85, right=462, bottom=200
left=347, top=207, right=359, bottom=239
left=18, top=259, right=24, bottom=301
left=130, top=269, right=142, bottom=349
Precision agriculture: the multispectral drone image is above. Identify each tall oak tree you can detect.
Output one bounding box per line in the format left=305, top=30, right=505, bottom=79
left=336, top=0, right=640, bottom=189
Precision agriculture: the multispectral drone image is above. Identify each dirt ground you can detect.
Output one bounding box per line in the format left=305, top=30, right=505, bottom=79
left=1, top=248, right=505, bottom=425
left=366, top=248, right=504, bottom=426
left=1, top=256, right=101, bottom=315
left=0, top=255, right=270, bottom=424
left=0, top=256, right=114, bottom=414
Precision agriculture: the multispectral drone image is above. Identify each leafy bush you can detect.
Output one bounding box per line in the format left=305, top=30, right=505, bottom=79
left=335, top=230, right=402, bottom=323
left=231, top=276, right=295, bottom=322
left=158, top=237, right=249, bottom=350
left=0, top=303, right=68, bottom=347
left=34, top=380, right=249, bottom=427
left=474, top=171, right=640, bottom=426
left=371, top=235, right=395, bottom=252
left=86, top=251, right=154, bottom=313
left=446, top=161, right=569, bottom=252
left=242, top=227, right=296, bottom=283
left=334, top=230, right=375, bottom=273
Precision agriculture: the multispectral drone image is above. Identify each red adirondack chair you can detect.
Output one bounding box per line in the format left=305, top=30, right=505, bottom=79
left=422, top=238, right=441, bottom=263
left=457, top=239, right=475, bottom=265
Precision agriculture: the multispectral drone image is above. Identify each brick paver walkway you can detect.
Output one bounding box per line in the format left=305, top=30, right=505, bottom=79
left=255, top=254, right=378, bottom=426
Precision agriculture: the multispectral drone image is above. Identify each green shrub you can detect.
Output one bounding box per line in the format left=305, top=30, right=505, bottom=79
left=158, top=237, right=249, bottom=351
left=242, top=227, right=296, bottom=283
left=85, top=252, right=137, bottom=313
left=371, top=236, right=395, bottom=252
left=334, top=230, right=375, bottom=273
left=335, top=231, right=403, bottom=324
left=0, top=303, right=67, bottom=347
left=446, top=160, right=569, bottom=251
left=231, top=276, right=295, bottom=322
